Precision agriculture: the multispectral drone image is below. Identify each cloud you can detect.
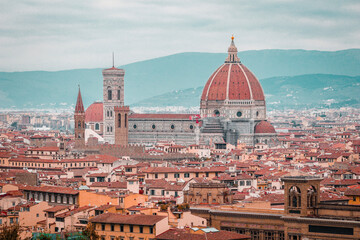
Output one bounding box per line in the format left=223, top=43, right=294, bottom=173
left=0, top=0, right=359, bottom=71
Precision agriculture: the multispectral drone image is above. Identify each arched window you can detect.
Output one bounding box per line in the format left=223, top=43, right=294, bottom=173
left=118, top=113, right=121, bottom=128
left=289, top=186, right=301, bottom=208
left=307, top=185, right=317, bottom=208
left=78, top=121, right=81, bottom=128
left=107, top=126, right=109, bottom=132
left=117, top=89, right=121, bottom=100
left=95, top=123, right=99, bottom=130
left=108, top=89, right=112, bottom=100
left=110, top=126, right=113, bottom=132
left=110, top=111, right=112, bottom=117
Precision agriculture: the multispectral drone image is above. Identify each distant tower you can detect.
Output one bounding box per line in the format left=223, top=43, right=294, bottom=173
left=114, top=106, right=130, bottom=145
left=102, top=57, right=125, bottom=144
left=74, top=86, right=85, bottom=149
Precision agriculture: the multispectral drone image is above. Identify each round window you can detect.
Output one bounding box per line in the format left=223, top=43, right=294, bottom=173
left=133, top=124, right=137, bottom=129
left=190, top=125, right=194, bottom=130
left=237, top=111, right=242, bottom=117
left=152, top=124, right=156, bottom=129
left=214, top=110, right=220, bottom=117
left=171, top=124, right=175, bottom=130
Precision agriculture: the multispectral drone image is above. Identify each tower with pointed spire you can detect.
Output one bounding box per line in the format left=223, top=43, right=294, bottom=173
left=74, top=86, right=85, bottom=149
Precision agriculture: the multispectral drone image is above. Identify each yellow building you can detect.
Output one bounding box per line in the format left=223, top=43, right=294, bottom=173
left=90, top=213, right=169, bottom=240
left=345, top=186, right=360, bottom=205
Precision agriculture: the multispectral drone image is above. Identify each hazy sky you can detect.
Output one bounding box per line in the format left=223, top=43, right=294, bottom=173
left=1, top=0, right=359, bottom=71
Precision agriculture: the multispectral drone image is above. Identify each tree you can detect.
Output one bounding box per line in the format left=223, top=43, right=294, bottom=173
left=36, top=233, right=52, bottom=240
left=0, top=224, right=21, bottom=240
left=82, top=223, right=99, bottom=240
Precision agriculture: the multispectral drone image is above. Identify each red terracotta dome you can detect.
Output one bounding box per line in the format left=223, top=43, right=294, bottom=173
left=201, top=38, right=264, bottom=102
left=85, top=102, right=103, bottom=123
left=255, top=121, right=276, bottom=134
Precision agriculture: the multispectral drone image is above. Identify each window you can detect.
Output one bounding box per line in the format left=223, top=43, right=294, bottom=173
left=214, top=110, right=220, bottom=117
left=78, top=121, right=81, bottom=128
left=129, top=225, right=133, bottom=232
left=155, top=173, right=158, bottom=179
left=190, top=125, right=194, bottom=130
left=175, top=191, right=178, bottom=197
left=125, top=114, right=127, bottom=127
left=139, top=226, right=143, bottom=233
left=184, top=173, right=190, bottom=178
left=133, top=124, right=137, bottom=129
left=164, top=173, right=168, bottom=178
left=171, top=124, right=175, bottom=130
left=118, top=113, right=121, bottom=128
left=196, top=173, right=199, bottom=177
left=237, top=111, right=242, bottom=117
left=36, top=213, right=39, bottom=217
left=150, top=190, right=155, bottom=195
left=174, top=173, right=180, bottom=178
left=152, top=124, right=156, bottom=129
left=108, top=89, right=112, bottom=100
left=149, top=227, right=154, bottom=234
left=206, top=172, right=209, bottom=177
left=240, top=181, right=245, bottom=186
left=101, top=224, right=105, bottom=231
left=111, top=224, right=114, bottom=231
left=246, top=180, right=251, bottom=186
left=117, top=89, right=120, bottom=100
left=264, top=231, right=275, bottom=240
left=90, top=178, right=95, bottom=182
left=120, top=225, right=124, bottom=232
left=161, top=190, right=165, bottom=196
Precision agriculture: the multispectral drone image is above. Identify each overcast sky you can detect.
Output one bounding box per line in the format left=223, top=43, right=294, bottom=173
left=0, top=0, right=359, bottom=71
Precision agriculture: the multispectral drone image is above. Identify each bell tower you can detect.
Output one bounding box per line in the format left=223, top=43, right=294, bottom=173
left=102, top=58, right=125, bottom=144
left=74, top=86, right=85, bottom=149
left=282, top=176, right=322, bottom=217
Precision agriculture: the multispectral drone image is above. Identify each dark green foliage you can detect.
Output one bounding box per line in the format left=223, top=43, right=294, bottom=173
left=82, top=223, right=99, bottom=240
left=0, top=224, right=20, bottom=240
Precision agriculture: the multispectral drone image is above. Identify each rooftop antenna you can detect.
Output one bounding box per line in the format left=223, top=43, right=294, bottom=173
left=112, top=52, right=114, bottom=68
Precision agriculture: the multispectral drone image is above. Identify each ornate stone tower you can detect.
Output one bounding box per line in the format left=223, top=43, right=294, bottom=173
left=74, top=87, right=85, bottom=149
left=102, top=64, right=125, bottom=144
left=282, top=176, right=322, bottom=217
left=114, top=106, right=130, bottom=145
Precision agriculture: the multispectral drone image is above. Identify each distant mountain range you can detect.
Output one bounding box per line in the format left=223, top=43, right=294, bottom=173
left=0, top=49, right=359, bottom=110
left=132, top=74, right=360, bottom=109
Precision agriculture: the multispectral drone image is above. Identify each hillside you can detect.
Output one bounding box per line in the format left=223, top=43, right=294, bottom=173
left=132, top=74, right=360, bottom=109
left=0, top=49, right=359, bottom=109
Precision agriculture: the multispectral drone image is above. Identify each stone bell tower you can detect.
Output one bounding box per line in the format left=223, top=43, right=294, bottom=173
left=282, top=175, right=322, bottom=217
left=74, top=86, right=85, bottom=149
left=102, top=57, right=125, bottom=144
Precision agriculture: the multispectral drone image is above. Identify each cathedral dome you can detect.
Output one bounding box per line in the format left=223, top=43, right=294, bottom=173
left=201, top=38, right=264, bottom=102
left=255, top=120, right=276, bottom=134
left=85, top=102, right=103, bottom=123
